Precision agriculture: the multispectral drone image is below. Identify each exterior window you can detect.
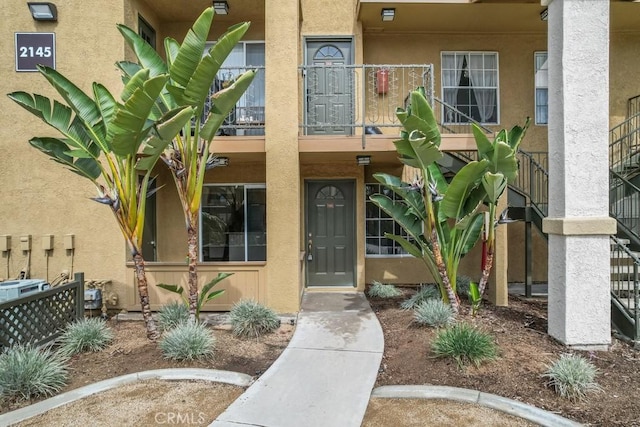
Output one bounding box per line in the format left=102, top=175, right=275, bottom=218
left=535, top=52, right=549, bottom=125
left=204, top=41, right=265, bottom=136
left=441, top=52, right=499, bottom=124
left=365, top=184, right=412, bottom=257
left=200, top=185, right=266, bottom=262
left=138, top=15, right=155, bottom=49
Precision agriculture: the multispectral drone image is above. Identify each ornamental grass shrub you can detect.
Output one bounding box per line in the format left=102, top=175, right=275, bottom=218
left=57, top=318, right=113, bottom=356
left=431, top=323, right=497, bottom=368
left=229, top=300, right=280, bottom=338
left=0, top=345, right=68, bottom=401
left=543, top=353, right=601, bottom=401
left=158, top=301, right=189, bottom=331
left=414, top=299, right=456, bottom=328
left=400, top=284, right=440, bottom=310
left=367, top=280, right=402, bottom=298
left=159, top=322, right=215, bottom=361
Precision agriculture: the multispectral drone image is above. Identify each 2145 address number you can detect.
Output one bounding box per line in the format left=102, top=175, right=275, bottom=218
left=19, top=46, right=52, bottom=58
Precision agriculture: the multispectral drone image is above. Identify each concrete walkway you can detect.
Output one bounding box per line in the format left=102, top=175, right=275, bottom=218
left=211, top=292, right=384, bottom=427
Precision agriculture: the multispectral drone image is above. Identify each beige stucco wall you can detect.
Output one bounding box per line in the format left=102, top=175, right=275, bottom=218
left=0, top=2, right=129, bottom=299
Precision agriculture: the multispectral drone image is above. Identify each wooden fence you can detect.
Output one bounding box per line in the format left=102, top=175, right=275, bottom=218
left=0, top=272, right=84, bottom=350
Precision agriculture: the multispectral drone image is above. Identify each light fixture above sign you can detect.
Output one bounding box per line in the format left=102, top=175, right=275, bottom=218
left=27, top=2, right=57, bottom=21
left=213, top=1, right=229, bottom=15
left=381, top=8, right=395, bottom=22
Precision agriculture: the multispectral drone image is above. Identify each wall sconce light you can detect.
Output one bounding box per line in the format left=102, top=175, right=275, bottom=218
left=28, top=2, right=57, bottom=21
left=213, top=1, right=229, bottom=15
left=356, top=155, right=371, bottom=166
left=381, top=8, right=395, bottom=22
left=540, top=8, right=548, bottom=21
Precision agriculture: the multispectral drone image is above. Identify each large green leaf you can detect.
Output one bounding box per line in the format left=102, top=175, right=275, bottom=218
left=93, top=83, right=118, bottom=149
left=200, top=70, right=257, bottom=141
left=482, top=172, right=507, bottom=204
left=506, top=118, right=530, bottom=151
left=137, top=106, right=195, bottom=171
left=29, top=137, right=101, bottom=180
left=169, top=7, right=214, bottom=88
left=369, top=194, right=423, bottom=240
left=392, top=131, right=443, bottom=171
left=184, top=22, right=251, bottom=115
left=198, top=272, right=233, bottom=306
left=384, top=234, right=423, bottom=259
left=8, top=92, right=102, bottom=158
left=109, top=74, right=169, bottom=157
left=117, top=24, right=168, bottom=77
left=372, top=173, right=427, bottom=220
left=456, top=212, right=484, bottom=257
left=441, top=160, right=489, bottom=220
left=37, top=66, right=102, bottom=129
left=472, top=123, right=493, bottom=159
left=396, top=89, right=441, bottom=146
left=8, top=92, right=72, bottom=133
left=489, top=142, right=519, bottom=182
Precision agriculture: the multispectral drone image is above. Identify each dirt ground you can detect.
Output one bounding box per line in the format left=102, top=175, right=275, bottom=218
left=367, top=288, right=640, bottom=427
left=4, top=290, right=640, bottom=426
left=1, top=318, right=294, bottom=419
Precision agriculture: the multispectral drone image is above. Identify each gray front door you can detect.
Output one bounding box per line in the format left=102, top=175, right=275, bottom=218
left=305, top=40, right=353, bottom=135
left=306, top=180, right=355, bottom=287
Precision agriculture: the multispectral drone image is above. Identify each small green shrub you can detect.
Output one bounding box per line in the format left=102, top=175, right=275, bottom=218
left=158, top=301, right=189, bottom=331
left=414, top=299, right=455, bottom=328
left=159, top=322, right=215, bottom=361
left=431, top=323, right=497, bottom=368
left=400, top=284, right=440, bottom=310
left=455, top=275, right=472, bottom=297
left=367, top=281, right=402, bottom=298
left=58, top=318, right=113, bottom=356
left=543, top=354, right=601, bottom=401
left=229, top=300, right=280, bottom=338
left=0, top=345, right=68, bottom=401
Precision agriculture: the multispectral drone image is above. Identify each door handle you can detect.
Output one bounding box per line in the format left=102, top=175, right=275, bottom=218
left=307, top=237, right=313, bottom=261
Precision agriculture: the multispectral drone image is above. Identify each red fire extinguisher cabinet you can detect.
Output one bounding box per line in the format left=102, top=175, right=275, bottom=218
left=376, top=69, right=389, bottom=95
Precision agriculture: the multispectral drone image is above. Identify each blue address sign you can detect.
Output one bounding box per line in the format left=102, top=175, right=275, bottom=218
left=15, top=32, right=55, bottom=72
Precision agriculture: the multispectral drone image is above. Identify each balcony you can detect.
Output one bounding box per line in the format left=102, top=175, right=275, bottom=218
left=204, top=64, right=488, bottom=153
left=203, top=65, right=266, bottom=137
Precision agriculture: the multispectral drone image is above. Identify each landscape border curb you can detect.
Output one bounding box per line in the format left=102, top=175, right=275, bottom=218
left=0, top=368, right=253, bottom=426
left=371, top=385, right=583, bottom=427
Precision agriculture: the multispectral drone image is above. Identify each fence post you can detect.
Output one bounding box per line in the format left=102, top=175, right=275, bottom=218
left=74, top=272, right=84, bottom=320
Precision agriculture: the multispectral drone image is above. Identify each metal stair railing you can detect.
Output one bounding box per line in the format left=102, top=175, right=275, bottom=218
left=610, top=169, right=640, bottom=243
left=609, top=111, right=640, bottom=173
left=610, top=235, right=640, bottom=344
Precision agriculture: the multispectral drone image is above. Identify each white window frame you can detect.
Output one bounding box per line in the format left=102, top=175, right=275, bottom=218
left=365, top=183, right=413, bottom=258
left=441, top=51, right=500, bottom=125
left=534, top=51, right=549, bottom=126
left=199, top=183, right=266, bottom=263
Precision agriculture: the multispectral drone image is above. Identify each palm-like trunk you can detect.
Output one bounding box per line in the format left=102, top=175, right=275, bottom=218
left=132, top=253, right=160, bottom=340
left=187, top=214, right=199, bottom=322
left=430, top=229, right=460, bottom=313
left=478, top=240, right=494, bottom=298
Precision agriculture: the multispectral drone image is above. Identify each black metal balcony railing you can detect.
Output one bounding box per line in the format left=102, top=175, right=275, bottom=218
left=202, top=66, right=265, bottom=136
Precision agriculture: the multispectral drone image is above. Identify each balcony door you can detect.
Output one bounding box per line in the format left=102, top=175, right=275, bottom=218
left=305, top=39, right=353, bottom=136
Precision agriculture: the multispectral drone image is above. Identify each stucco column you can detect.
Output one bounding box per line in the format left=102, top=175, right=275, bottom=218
left=264, top=1, right=301, bottom=312
left=542, top=0, right=616, bottom=349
